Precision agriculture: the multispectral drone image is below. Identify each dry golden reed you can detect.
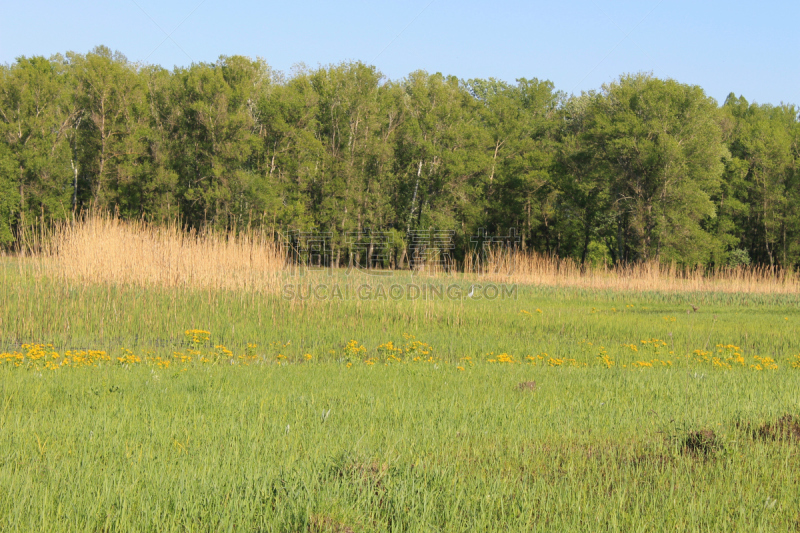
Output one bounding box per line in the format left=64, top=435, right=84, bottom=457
left=10, top=214, right=798, bottom=295
left=48, top=215, right=287, bottom=293
left=471, top=247, right=799, bottom=294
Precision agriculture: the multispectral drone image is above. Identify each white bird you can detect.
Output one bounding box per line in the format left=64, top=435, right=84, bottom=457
left=467, top=285, right=475, bottom=298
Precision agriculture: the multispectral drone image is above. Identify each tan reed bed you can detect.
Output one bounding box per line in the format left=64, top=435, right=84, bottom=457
left=470, top=247, right=800, bottom=294
left=45, top=215, right=288, bottom=293
left=7, top=215, right=797, bottom=296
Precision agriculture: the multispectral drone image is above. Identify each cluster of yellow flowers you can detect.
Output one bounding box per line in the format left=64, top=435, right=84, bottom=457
left=486, top=352, right=517, bottom=364
left=376, top=340, right=403, bottom=362
left=597, top=353, right=615, bottom=368
left=751, top=355, right=778, bottom=371
left=546, top=357, right=587, bottom=367
left=641, top=338, right=669, bottom=348
left=342, top=339, right=367, bottom=365
left=185, top=329, right=211, bottom=345
left=483, top=352, right=586, bottom=367
left=374, top=334, right=435, bottom=364
left=0, top=335, right=296, bottom=371
left=148, top=355, right=171, bottom=369
left=2, top=331, right=799, bottom=372
left=337, top=335, right=439, bottom=367
left=692, top=349, right=715, bottom=364
left=0, top=344, right=111, bottom=370
left=689, top=344, right=780, bottom=370
left=525, top=353, right=548, bottom=364
left=578, top=339, right=672, bottom=369
left=631, top=359, right=672, bottom=368
left=344, top=340, right=366, bottom=355
left=117, top=348, right=142, bottom=365
left=702, top=344, right=746, bottom=369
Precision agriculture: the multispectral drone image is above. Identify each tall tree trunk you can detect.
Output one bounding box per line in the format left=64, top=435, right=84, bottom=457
left=406, top=160, right=422, bottom=233
left=71, top=159, right=79, bottom=213
left=580, top=212, right=592, bottom=266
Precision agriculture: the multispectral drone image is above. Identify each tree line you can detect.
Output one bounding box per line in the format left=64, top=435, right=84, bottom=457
left=1, top=46, right=798, bottom=268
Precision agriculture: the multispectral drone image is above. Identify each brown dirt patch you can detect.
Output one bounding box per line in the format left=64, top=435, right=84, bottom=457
left=682, top=429, right=720, bottom=457
left=757, top=414, right=800, bottom=442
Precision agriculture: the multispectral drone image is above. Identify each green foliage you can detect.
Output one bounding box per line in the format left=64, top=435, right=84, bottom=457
left=3, top=363, right=800, bottom=531
left=0, top=143, right=18, bottom=244
left=2, top=262, right=798, bottom=367
left=0, top=50, right=798, bottom=267
left=581, top=75, right=726, bottom=264
left=721, top=94, right=799, bottom=266
left=1, top=265, right=800, bottom=531
left=727, top=248, right=751, bottom=268
left=0, top=54, right=75, bottom=239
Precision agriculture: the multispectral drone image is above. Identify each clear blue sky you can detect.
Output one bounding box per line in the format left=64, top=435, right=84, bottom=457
left=1, top=0, right=797, bottom=106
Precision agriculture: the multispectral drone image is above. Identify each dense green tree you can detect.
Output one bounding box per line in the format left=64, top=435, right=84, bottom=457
left=69, top=46, right=147, bottom=211
left=0, top=47, right=798, bottom=269
left=253, top=69, right=320, bottom=232
left=722, top=95, right=799, bottom=266
left=395, top=72, right=486, bottom=234
left=308, top=63, right=385, bottom=243
left=468, top=78, right=561, bottom=251
left=580, top=74, right=727, bottom=265
left=0, top=55, right=77, bottom=243
left=554, top=91, right=613, bottom=265
left=123, top=64, right=180, bottom=221
left=0, top=142, right=18, bottom=244
left=166, top=56, right=268, bottom=229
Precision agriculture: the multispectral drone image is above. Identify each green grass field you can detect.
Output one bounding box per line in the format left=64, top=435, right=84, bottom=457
left=1, top=261, right=799, bottom=531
